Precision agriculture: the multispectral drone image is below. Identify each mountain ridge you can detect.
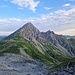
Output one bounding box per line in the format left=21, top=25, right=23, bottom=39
left=4, top=22, right=75, bottom=56
left=1, top=22, right=75, bottom=72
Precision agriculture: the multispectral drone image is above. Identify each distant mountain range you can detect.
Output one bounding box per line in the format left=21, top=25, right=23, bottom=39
left=0, top=22, right=75, bottom=70
left=64, top=35, right=71, bottom=39
left=0, top=36, right=6, bottom=40
left=64, top=35, right=75, bottom=39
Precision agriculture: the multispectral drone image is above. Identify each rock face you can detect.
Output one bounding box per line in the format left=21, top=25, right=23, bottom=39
left=5, top=22, right=45, bottom=43
left=5, top=22, right=75, bottom=56
left=0, top=53, right=48, bottom=75
left=8, top=22, right=40, bottom=41
left=5, top=22, right=40, bottom=40
left=41, top=30, right=68, bottom=46
left=19, top=22, right=41, bottom=41
left=41, top=30, right=75, bottom=55
left=48, top=66, right=75, bottom=75
left=1, top=22, right=75, bottom=75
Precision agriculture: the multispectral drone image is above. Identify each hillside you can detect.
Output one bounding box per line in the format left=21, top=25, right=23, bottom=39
left=3, top=23, right=73, bottom=60
left=0, top=22, right=75, bottom=74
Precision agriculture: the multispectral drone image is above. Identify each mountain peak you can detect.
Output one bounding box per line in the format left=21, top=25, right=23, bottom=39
left=4, top=22, right=75, bottom=56
left=46, top=30, right=54, bottom=34
left=21, top=22, right=40, bottom=33
left=22, top=22, right=35, bottom=28
left=5, top=22, right=41, bottom=41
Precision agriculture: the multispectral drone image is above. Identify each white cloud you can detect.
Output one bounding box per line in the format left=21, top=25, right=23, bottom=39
left=10, top=0, right=40, bottom=12
left=44, top=7, right=52, bottom=10
left=63, top=4, right=70, bottom=7
left=30, top=7, right=75, bottom=35
left=0, top=8, right=75, bottom=36
left=0, top=18, right=28, bottom=35
left=0, top=31, right=14, bottom=36
left=55, top=29, right=75, bottom=36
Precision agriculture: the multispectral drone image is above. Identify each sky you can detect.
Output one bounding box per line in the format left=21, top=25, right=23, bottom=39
left=0, top=0, right=75, bottom=36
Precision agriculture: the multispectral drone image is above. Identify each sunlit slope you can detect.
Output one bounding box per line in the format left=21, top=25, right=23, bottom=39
left=0, top=36, right=72, bottom=65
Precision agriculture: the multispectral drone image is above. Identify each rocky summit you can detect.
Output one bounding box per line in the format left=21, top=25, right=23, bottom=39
left=0, top=22, right=75, bottom=75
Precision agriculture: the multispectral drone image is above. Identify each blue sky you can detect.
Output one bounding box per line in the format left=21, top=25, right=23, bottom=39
left=0, top=0, right=75, bottom=36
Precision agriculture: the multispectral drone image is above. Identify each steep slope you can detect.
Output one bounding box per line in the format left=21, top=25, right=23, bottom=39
left=1, top=36, right=59, bottom=65
left=3, top=23, right=71, bottom=63
left=1, top=35, right=73, bottom=66
left=41, top=30, right=75, bottom=56
left=4, top=23, right=47, bottom=53
left=0, top=22, right=75, bottom=73
left=5, top=22, right=41, bottom=41
left=68, top=38, right=75, bottom=50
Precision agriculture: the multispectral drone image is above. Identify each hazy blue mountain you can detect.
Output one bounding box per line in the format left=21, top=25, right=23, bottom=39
left=64, top=35, right=71, bottom=39
left=0, top=36, right=6, bottom=40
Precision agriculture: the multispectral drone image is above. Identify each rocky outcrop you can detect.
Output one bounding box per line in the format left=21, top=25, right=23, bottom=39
left=48, top=66, right=75, bottom=75
left=0, top=53, right=48, bottom=75
left=1, top=22, right=75, bottom=75
left=41, top=30, right=75, bottom=55
left=4, top=22, right=75, bottom=56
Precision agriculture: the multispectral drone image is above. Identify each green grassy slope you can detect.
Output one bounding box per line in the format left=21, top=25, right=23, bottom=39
left=0, top=36, right=58, bottom=65
left=0, top=36, right=74, bottom=68
left=50, top=39, right=75, bottom=70
left=68, top=39, right=75, bottom=49
left=43, top=44, right=71, bottom=62
left=50, top=57, right=75, bottom=70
